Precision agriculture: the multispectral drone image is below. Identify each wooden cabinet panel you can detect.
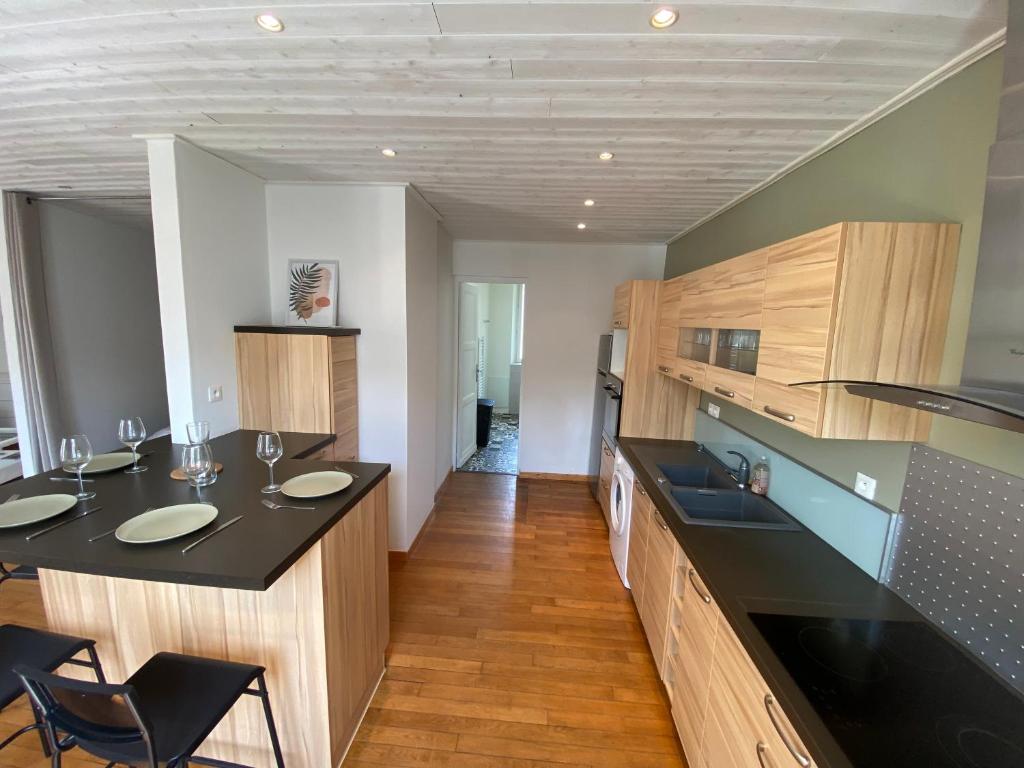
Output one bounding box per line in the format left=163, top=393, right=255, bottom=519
left=669, top=561, right=720, bottom=765
left=674, top=358, right=707, bottom=390
left=640, top=507, right=677, bottom=678
left=709, top=618, right=816, bottom=768
left=613, top=282, right=631, bottom=329
left=685, top=249, right=767, bottom=330
left=656, top=356, right=677, bottom=378
left=701, top=705, right=745, bottom=768
left=706, top=366, right=755, bottom=409
left=656, top=276, right=685, bottom=365
left=331, top=337, right=359, bottom=460
left=627, top=483, right=651, bottom=607
left=752, top=377, right=824, bottom=437
left=758, top=224, right=844, bottom=386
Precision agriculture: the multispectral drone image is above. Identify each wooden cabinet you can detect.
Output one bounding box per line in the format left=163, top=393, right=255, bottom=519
left=656, top=276, right=686, bottom=373
left=612, top=282, right=631, bottom=329
left=706, top=618, right=816, bottom=768
left=598, top=436, right=615, bottom=527
left=674, top=357, right=707, bottom=390
left=639, top=504, right=678, bottom=678
left=667, top=560, right=720, bottom=763
left=683, top=249, right=767, bottom=330
left=235, top=330, right=359, bottom=461
left=706, top=366, right=755, bottom=410
left=626, top=481, right=652, bottom=607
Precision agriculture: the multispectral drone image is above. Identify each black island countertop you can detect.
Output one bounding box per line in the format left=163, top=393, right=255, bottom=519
left=0, top=430, right=389, bottom=591
left=618, top=437, right=1024, bottom=768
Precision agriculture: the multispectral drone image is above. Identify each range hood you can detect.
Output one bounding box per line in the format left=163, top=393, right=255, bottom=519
left=798, top=5, right=1024, bottom=434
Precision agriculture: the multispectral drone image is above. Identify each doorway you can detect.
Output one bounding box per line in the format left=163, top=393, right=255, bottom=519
left=456, top=281, right=525, bottom=475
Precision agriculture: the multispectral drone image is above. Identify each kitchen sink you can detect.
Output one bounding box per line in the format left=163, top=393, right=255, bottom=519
left=656, top=462, right=737, bottom=490
left=667, top=488, right=800, bottom=531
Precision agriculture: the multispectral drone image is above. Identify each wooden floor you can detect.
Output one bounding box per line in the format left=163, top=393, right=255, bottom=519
left=0, top=473, right=685, bottom=768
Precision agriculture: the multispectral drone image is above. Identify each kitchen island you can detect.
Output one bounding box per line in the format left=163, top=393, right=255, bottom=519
left=0, top=430, right=390, bottom=767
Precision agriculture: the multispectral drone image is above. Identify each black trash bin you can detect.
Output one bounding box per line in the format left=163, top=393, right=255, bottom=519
left=476, top=399, right=496, bottom=447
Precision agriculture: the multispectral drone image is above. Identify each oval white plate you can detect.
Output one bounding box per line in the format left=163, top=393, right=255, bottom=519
left=281, top=471, right=353, bottom=499
left=0, top=494, right=78, bottom=529
left=116, top=504, right=218, bottom=544
left=64, top=452, right=136, bottom=475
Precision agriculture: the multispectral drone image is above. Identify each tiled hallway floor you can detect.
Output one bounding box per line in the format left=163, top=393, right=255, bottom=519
left=459, top=413, right=519, bottom=475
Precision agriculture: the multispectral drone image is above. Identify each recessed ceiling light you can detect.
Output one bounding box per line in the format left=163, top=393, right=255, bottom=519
left=649, top=6, right=678, bottom=29
left=577, top=223, right=587, bottom=230
left=381, top=148, right=397, bottom=158
left=584, top=199, right=595, bottom=207
left=598, top=151, right=614, bottom=161
left=255, top=13, right=285, bottom=32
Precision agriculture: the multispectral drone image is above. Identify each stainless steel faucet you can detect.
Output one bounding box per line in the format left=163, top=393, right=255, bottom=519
left=726, top=450, right=750, bottom=489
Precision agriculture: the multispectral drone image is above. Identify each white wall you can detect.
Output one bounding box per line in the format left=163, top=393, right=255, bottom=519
left=265, top=183, right=414, bottom=547
left=404, top=189, right=441, bottom=547
left=146, top=137, right=269, bottom=441
left=435, top=227, right=454, bottom=490
left=38, top=202, right=168, bottom=451
left=453, top=240, right=666, bottom=475
left=484, top=282, right=516, bottom=411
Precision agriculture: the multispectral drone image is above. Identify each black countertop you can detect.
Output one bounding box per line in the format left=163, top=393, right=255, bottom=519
left=234, top=325, right=361, bottom=337
left=0, top=430, right=389, bottom=591
left=618, top=437, right=1024, bottom=768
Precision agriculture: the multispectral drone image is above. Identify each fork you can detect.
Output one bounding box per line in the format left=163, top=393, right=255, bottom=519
left=333, top=466, right=359, bottom=479
left=89, top=507, right=153, bottom=542
left=261, top=499, right=316, bottom=512
left=26, top=506, right=103, bottom=541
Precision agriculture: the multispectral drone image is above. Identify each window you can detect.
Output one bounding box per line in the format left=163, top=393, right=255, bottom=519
left=511, top=284, right=525, bottom=364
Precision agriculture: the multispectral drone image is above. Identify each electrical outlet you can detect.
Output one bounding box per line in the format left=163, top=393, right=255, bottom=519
left=708, top=403, right=721, bottom=419
left=854, top=472, right=877, bottom=501
left=207, top=385, right=223, bottom=403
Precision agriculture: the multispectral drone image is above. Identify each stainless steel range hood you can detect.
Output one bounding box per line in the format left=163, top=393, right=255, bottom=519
left=797, top=5, right=1024, bottom=434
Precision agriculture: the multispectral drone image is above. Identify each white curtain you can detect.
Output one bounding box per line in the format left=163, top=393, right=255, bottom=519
left=2, top=192, right=63, bottom=472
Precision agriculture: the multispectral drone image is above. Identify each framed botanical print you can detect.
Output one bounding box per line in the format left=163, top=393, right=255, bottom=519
left=286, top=259, right=338, bottom=326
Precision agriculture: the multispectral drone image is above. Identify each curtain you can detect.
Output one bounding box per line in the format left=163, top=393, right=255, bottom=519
left=2, top=192, right=62, bottom=472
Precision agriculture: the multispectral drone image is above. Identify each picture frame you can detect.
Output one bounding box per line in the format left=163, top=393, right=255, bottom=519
left=286, top=259, right=338, bottom=326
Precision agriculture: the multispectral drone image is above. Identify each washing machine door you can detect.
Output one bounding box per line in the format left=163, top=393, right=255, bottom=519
left=609, top=471, right=628, bottom=536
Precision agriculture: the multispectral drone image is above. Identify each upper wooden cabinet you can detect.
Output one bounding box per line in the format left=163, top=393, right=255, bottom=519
left=612, top=282, right=631, bottom=329
left=681, top=248, right=767, bottom=330
left=656, top=276, right=686, bottom=372
left=235, top=330, right=359, bottom=461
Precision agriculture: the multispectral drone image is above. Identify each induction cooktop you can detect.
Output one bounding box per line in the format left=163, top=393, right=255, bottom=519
left=748, top=613, right=1024, bottom=768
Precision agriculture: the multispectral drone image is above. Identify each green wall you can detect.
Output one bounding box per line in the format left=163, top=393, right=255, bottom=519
left=665, top=52, right=1024, bottom=511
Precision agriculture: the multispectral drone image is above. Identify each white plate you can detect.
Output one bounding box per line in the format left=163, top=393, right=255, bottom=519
left=115, top=504, right=218, bottom=544
left=281, top=471, right=353, bottom=499
left=64, top=452, right=136, bottom=474
left=0, top=494, right=78, bottom=529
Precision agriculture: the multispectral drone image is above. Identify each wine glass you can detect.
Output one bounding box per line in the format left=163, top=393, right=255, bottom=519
left=256, top=431, right=284, bottom=494
left=186, top=421, right=210, bottom=446
left=181, top=443, right=213, bottom=500
left=117, top=417, right=148, bottom=474
left=60, top=435, right=96, bottom=501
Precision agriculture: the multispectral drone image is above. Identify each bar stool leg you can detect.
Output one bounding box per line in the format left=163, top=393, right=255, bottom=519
left=85, top=645, right=106, bottom=684
left=256, top=674, right=285, bottom=768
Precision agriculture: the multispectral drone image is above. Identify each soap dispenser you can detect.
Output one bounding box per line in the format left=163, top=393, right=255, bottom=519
left=751, top=456, right=770, bottom=496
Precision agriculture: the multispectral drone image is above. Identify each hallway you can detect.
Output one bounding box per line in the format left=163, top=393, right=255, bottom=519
left=348, top=473, right=685, bottom=766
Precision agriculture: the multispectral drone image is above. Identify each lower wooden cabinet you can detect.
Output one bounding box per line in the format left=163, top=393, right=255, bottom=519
left=639, top=505, right=679, bottom=678
left=598, top=436, right=614, bottom=527
left=626, top=482, right=652, bottom=607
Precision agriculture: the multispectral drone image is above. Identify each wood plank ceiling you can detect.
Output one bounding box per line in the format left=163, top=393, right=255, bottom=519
left=0, top=1, right=1008, bottom=242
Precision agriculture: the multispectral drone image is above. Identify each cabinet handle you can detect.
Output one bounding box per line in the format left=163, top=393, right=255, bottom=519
left=756, top=743, right=771, bottom=768
left=657, top=365, right=672, bottom=373
left=678, top=373, right=694, bottom=383
left=714, top=386, right=735, bottom=398
left=687, top=568, right=711, bottom=604
left=653, top=509, right=669, bottom=531
left=614, top=320, right=623, bottom=328
left=764, top=405, right=796, bottom=423
left=764, top=694, right=811, bottom=767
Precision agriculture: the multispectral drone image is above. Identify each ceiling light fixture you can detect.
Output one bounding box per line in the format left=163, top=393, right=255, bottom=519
left=381, top=148, right=397, bottom=158
left=649, top=6, right=678, bottom=29
left=577, top=223, right=587, bottom=230
left=255, top=13, right=285, bottom=32
left=599, top=151, right=614, bottom=161
left=584, top=199, right=595, bottom=207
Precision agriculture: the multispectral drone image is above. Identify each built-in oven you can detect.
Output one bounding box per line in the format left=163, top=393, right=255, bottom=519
left=601, top=374, right=623, bottom=445
left=590, top=335, right=625, bottom=499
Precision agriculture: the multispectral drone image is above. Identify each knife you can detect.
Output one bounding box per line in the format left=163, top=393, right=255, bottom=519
left=26, top=506, right=102, bottom=541
left=182, top=515, right=244, bottom=555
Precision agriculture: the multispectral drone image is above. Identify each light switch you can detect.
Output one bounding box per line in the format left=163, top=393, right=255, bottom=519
left=208, top=385, right=223, bottom=403
left=708, top=403, right=721, bottom=419
left=854, top=472, right=877, bottom=501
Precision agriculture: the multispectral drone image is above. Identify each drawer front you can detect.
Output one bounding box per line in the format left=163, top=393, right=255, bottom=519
left=674, top=358, right=707, bottom=389
left=706, top=366, right=755, bottom=408
left=655, top=354, right=678, bottom=378
left=641, top=508, right=676, bottom=677
left=627, top=484, right=651, bottom=604
left=752, top=377, right=824, bottom=437
left=711, top=619, right=817, bottom=768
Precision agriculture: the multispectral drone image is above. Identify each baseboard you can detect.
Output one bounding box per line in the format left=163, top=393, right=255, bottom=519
left=388, top=476, right=448, bottom=566
left=434, top=468, right=453, bottom=502
left=519, top=472, right=593, bottom=483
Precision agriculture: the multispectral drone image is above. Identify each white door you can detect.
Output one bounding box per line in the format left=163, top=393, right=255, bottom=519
left=457, top=283, right=480, bottom=466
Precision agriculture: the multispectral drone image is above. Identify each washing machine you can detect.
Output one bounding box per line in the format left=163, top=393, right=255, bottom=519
left=609, top=448, right=634, bottom=588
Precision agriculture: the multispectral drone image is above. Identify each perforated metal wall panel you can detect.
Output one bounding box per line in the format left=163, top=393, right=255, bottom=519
left=885, top=444, right=1024, bottom=693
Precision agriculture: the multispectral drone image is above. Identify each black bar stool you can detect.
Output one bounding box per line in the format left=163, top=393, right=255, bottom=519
left=16, top=651, right=286, bottom=768
left=0, top=624, right=105, bottom=754
left=0, top=563, right=39, bottom=586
